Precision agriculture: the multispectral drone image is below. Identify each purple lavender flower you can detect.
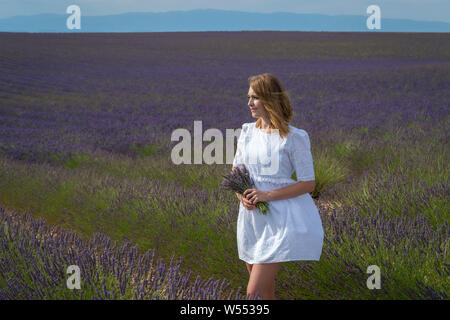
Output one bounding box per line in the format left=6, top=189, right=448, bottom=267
left=220, top=165, right=270, bottom=215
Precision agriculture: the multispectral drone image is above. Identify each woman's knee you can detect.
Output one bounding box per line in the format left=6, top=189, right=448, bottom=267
left=251, top=263, right=282, bottom=280
left=246, top=263, right=282, bottom=299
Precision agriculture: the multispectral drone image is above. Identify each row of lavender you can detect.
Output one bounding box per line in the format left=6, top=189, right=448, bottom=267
left=1, top=199, right=447, bottom=299
left=0, top=205, right=251, bottom=300
left=0, top=32, right=449, bottom=164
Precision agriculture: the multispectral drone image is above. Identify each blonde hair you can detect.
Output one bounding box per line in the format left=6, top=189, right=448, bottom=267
left=248, top=73, right=293, bottom=138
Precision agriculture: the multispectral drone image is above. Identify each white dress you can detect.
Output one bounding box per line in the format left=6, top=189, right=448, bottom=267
left=232, top=122, right=324, bottom=264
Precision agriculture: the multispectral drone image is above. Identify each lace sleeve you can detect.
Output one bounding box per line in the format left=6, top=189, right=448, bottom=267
left=288, top=129, right=315, bottom=181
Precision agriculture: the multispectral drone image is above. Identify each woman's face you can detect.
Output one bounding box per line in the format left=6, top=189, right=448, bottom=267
left=247, top=86, right=268, bottom=119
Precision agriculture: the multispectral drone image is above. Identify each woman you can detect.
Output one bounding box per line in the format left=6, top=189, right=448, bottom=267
left=232, top=73, right=324, bottom=300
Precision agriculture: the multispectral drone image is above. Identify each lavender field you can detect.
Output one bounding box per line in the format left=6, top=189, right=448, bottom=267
left=0, top=31, right=449, bottom=299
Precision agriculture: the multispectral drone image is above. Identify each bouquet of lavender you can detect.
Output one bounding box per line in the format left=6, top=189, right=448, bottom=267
left=220, top=165, right=270, bottom=215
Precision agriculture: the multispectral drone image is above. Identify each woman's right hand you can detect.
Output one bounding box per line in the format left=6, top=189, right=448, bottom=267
left=232, top=167, right=255, bottom=210
left=236, top=192, right=256, bottom=210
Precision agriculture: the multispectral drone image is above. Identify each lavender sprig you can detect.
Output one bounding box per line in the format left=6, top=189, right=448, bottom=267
left=220, top=165, right=270, bottom=215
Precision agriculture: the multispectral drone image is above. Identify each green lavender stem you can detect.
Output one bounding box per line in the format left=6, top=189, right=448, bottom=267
left=255, top=201, right=269, bottom=215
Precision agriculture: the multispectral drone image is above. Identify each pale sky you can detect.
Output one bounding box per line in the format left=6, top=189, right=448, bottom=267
left=0, top=0, right=449, bottom=23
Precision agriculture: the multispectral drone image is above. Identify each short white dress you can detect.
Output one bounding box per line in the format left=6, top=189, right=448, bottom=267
left=232, top=122, right=324, bottom=264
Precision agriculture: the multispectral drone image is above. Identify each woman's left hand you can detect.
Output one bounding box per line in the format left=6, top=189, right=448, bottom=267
left=243, top=188, right=270, bottom=204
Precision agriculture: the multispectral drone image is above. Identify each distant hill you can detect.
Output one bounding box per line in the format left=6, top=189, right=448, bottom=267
left=0, top=9, right=449, bottom=33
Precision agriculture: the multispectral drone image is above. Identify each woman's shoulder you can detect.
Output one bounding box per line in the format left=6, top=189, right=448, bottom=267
left=287, top=125, right=311, bottom=149
left=244, top=122, right=256, bottom=128
left=240, top=122, right=256, bottom=132
left=288, top=124, right=309, bottom=137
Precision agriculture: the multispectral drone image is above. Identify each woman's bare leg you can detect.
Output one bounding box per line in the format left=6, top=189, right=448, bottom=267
left=246, top=262, right=282, bottom=300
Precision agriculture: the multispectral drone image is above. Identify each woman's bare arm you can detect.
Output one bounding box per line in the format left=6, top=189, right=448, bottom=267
left=266, top=180, right=315, bottom=201
left=232, top=166, right=315, bottom=202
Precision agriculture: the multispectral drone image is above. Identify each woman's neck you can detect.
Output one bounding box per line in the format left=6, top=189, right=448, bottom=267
left=259, top=118, right=272, bottom=130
